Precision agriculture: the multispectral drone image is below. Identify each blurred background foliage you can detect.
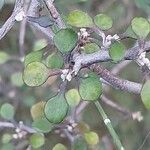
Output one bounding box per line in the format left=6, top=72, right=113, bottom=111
left=0, top=0, right=150, bottom=149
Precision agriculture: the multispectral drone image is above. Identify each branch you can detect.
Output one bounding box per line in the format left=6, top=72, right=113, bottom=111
left=0, top=121, right=36, bottom=133
left=91, top=64, right=142, bottom=94
left=27, top=0, right=54, bottom=41
left=73, top=41, right=150, bottom=74
left=42, top=0, right=66, bottom=28
left=0, top=0, right=24, bottom=40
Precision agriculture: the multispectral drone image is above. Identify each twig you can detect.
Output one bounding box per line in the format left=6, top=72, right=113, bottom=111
left=0, top=121, right=36, bottom=133
left=19, top=0, right=30, bottom=58
left=91, top=64, right=142, bottom=94
left=94, top=101, right=124, bottom=150
left=42, top=0, right=66, bottom=28
left=0, top=0, right=24, bottom=40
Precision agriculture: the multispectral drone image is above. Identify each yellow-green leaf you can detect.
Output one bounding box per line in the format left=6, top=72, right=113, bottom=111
left=67, top=10, right=93, bottom=27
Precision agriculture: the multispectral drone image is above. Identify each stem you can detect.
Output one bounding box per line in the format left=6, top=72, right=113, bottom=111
left=94, top=101, right=124, bottom=150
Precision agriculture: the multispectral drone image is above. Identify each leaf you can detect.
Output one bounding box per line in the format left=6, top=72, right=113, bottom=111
left=94, top=14, right=113, bottom=30
left=11, top=72, right=24, bottom=87
left=65, top=89, right=81, bottom=107
left=109, top=42, right=126, bottom=62
left=31, top=101, right=46, bottom=121
left=124, top=26, right=137, bottom=39
left=79, top=74, right=102, bottom=101
left=24, top=50, right=43, bottom=66
left=46, top=52, right=64, bottom=69
left=131, top=17, right=150, bottom=39
left=44, top=93, right=69, bottom=124
left=23, top=62, right=49, bottom=87
left=32, top=118, right=53, bottom=133
left=83, top=43, right=100, bottom=54
left=33, top=39, right=48, bottom=51
left=72, top=136, right=88, bottom=150
left=67, top=10, right=93, bottom=27
left=27, top=16, right=54, bottom=28
left=29, top=133, right=45, bottom=149
left=52, top=143, right=67, bottom=150
left=0, top=103, right=15, bottom=120
left=54, top=29, right=78, bottom=53
left=2, top=134, right=12, bottom=144
left=84, top=131, right=99, bottom=145
left=76, top=122, right=90, bottom=134
left=141, top=80, right=150, bottom=109
left=0, top=51, right=9, bottom=65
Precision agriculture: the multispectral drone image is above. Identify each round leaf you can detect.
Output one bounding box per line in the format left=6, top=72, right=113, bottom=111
left=32, top=118, right=53, bottom=133
left=33, top=39, right=48, bottom=51
left=65, top=89, right=81, bottom=107
left=141, top=80, right=150, bottom=109
left=29, top=133, right=45, bottom=149
left=0, top=51, right=9, bottom=65
left=11, top=72, right=24, bottom=87
left=0, top=103, right=15, bottom=120
left=131, top=17, right=150, bottom=39
left=44, top=93, right=69, bottom=124
left=31, top=101, right=46, bottom=121
left=67, top=10, right=93, bottom=27
left=46, top=52, right=64, bottom=69
left=73, top=136, right=87, bottom=150
left=79, top=74, right=102, bottom=101
left=84, top=131, right=99, bottom=145
left=83, top=43, right=99, bottom=54
left=54, top=29, right=78, bottom=53
left=52, top=143, right=67, bottom=150
left=109, top=42, right=125, bottom=62
left=94, top=14, right=113, bottom=30
left=24, top=50, right=43, bottom=66
left=23, top=62, right=49, bottom=87
left=2, top=134, right=12, bottom=144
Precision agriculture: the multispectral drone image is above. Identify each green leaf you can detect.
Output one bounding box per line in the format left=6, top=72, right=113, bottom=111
left=23, top=62, right=49, bottom=87
left=131, top=17, right=150, bottom=39
left=72, top=136, right=88, bottom=150
left=52, top=143, right=67, bottom=150
left=29, top=133, right=45, bottom=149
left=65, top=89, right=81, bottom=107
left=67, top=10, right=93, bottom=27
left=83, top=43, right=100, bottom=54
left=109, top=42, right=126, bottom=62
left=44, top=93, right=69, bottom=124
left=0, top=103, right=15, bottom=120
left=33, top=39, right=48, bottom=51
left=2, top=134, right=12, bottom=144
left=11, top=72, right=24, bottom=87
left=124, top=26, right=137, bottom=39
left=46, top=52, right=64, bottom=69
left=27, top=16, right=54, bottom=28
left=54, top=29, right=78, bottom=53
left=0, top=51, right=9, bottom=65
left=84, top=131, right=99, bottom=145
left=32, top=118, right=53, bottom=133
left=31, top=101, right=46, bottom=121
left=24, top=50, right=43, bottom=66
left=141, top=80, right=150, bottom=109
left=94, top=14, right=113, bottom=30
left=79, top=74, right=102, bottom=101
